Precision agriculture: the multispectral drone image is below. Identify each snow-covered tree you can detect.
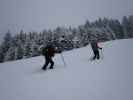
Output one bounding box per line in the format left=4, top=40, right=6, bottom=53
left=0, top=45, right=4, bottom=62
left=128, top=15, right=133, bottom=37
left=2, top=31, right=13, bottom=53
left=4, top=46, right=15, bottom=61
left=15, top=46, right=24, bottom=60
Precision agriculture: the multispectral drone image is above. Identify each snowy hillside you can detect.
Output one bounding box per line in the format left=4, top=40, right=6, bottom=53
left=0, top=39, right=133, bottom=100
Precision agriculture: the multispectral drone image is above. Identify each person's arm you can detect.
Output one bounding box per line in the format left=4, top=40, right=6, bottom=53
left=55, top=47, right=62, bottom=53
left=97, top=43, right=102, bottom=49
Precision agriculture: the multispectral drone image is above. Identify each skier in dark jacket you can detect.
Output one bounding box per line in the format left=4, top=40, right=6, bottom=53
left=42, top=44, right=55, bottom=70
left=41, top=44, right=61, bottom=70
left=90, top=41, right=102, bottom=60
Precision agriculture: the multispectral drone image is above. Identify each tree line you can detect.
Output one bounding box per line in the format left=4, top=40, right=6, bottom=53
left=0, top=15, right=133, bottom=63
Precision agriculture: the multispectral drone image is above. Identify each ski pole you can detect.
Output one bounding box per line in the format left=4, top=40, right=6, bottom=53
left=60, top=53, right=66, bottom=67
left=100, top=48, right=104, bottom=60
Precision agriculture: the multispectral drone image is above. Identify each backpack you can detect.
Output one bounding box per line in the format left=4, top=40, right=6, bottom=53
left=42, top=47, right=47, bottom=56
left=42, top=46, right=55, bottom=57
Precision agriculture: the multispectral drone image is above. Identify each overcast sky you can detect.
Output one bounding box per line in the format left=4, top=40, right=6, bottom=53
left=0, top=0, right=133, bottom=40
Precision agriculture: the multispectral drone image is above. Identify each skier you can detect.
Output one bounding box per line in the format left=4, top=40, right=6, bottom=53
left=42, top=44, right=55, bottom=70
left=41, top=44, right=61, bottom=70
left=90, top=40, right=102, bottom=60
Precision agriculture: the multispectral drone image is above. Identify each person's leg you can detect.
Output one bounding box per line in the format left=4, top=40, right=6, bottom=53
left=96, top=50, right=100, bottom=59
left=93, top=50, right=97, bottom=60
left=42, top=57, right=49, bottom=70
left=49, top=58, right=54, bottom=69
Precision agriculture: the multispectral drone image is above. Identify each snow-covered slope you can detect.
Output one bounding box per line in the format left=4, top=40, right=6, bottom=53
left=0, top=39, right=133, bottom=100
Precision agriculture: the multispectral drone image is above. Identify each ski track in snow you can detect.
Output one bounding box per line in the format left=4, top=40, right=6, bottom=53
left=0, top=39, right=133, bottom=100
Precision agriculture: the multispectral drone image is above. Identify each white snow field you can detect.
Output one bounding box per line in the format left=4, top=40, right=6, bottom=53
left=0, top=39, right=133, bottom=100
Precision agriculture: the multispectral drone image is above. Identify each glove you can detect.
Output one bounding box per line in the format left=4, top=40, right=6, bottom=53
left=55, top=49, right=62, bottom=53
left=58, top=49, right=62, bottom=53
left=99, top=47, right=102, bottom=50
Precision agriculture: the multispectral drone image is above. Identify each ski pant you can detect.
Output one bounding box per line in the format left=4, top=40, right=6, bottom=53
left=92, top=50, right=100, bottom=60
left=42, top=56, right=54, bottom=69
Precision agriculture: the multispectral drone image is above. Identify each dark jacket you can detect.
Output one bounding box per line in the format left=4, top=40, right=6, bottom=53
left=90, top=42, right=99, bottom=51
left=42, top=45, right=55, bottom=57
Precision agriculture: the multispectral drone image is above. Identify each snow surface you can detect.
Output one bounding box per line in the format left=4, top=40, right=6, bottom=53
left=0, top=39, right=133, bottom=100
